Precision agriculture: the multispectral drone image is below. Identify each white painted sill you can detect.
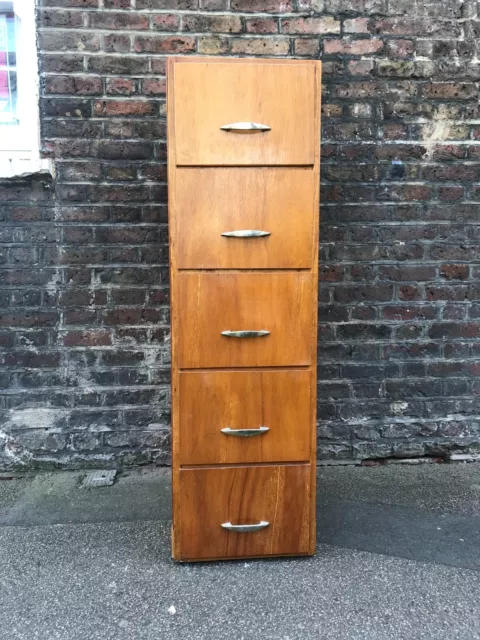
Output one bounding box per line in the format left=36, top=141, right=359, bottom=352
left=0, top=152, right=52, bottom=179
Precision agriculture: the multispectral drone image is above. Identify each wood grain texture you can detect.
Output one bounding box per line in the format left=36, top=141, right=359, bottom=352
left=177, top=271, right=314, bottom=368
left=178, top=464, right=311, bottom=561
left=168, top=57, right=322, bottom=562
left=175, top=167, right=315, bottom=269
left=173, top=60, right=315, bottom=166
left=179, top=369, right=311, bottom=465
left=308, top=59, right=322, bottom=555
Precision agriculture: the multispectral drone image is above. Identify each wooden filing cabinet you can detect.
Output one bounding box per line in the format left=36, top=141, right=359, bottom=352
left=168, top=57, right=321, bottom=562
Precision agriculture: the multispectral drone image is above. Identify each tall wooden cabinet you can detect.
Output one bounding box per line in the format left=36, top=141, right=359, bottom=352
left=168, top=57, right=321, bottom=562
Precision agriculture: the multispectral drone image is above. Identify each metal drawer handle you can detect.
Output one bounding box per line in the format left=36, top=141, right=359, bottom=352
left=221, top=330, right=270, bottom=339
left=220, top=122, right=271, bottom=132
left=221, top=230, right=271, bottom=238
left=221, top=426, right=269, bottom=437
left=221, top=521, right=270, bottom=533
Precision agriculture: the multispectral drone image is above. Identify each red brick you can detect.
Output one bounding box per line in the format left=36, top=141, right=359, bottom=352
left=143, top=78, right=166, bottom=95
left=282, top=16, right=340, bottom=34
left=40, top=9, right=84, bottom=28
left=152, top=14, right=181, bottom=31
left=103, top=34, right=131, bottom=53
left=93, top=100, right=156, bottom=116
left=439, top=187, right=464, bottom=201
left=45, top=75, right=103, bottom=95
left=106, top=78, right=137, bottom=96
left=134, top=36, right=196, bottom=53
left=90, top=12, right=149, bottom=30
left=245, top=18, right=278, bottom=33
left=294, top=38, right=320, bottom=56
left=324, top=38, right=383, bottom=54
left=231, top=0, right=293, bottom=11
left=231, top=37, right=289, bottom=55
left=424, top=83, right=478, bottom=99
left=440, top=264, right=469, bottom=281
left=182, top=15, right=242, bottom=33
left=63, top=330, right=113, bottom=347
left=151, top=59, right=167, bottom=74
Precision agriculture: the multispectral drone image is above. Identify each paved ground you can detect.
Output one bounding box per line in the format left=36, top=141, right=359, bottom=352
left=0, top=463, right=479, bottom=639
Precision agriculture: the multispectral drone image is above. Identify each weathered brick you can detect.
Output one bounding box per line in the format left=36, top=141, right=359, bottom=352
left=1, top=0, right=479, bottom=471
left=142, top=78, right=166, bottom=96
left=93, top=100, right=156, bottom=116
left=200, top=0, right=228, bottom=8
left=103, top=34, right=131, bottom=53
left=246, top=18, right=278, bottom=34
left=45, top=75, right=103, bottom=95
left=198, top=36, right=229, bottom=54
left=39, top=30, right=101, bottom=51
left=374, top=18, right=462, bottom=37
left=282, top=17, right=340, bottom=34
left=231, top=37, right=289, bottom=55
left=182, top=15, right=242, bottom=33
left=40, top=10, right=84, bottom=28
left=134, top=35, right=196, bottom=53
left=43, top=0, right=98, bottom=5
left=152, top=14, right=180, bottom=31
left=423, top=83, right=478, bottom=99
left=106, top=78, right=137, bottom=95
left=231, top=0, right=293, bottom=11
left=440, top=264, right=469, bottom=281
left=387, top=38, right=415, bottom=58
left=347, top=59, right=374, bottom=75
left=294, top=38, right=320, bottom=56
left=324, top=38, right=383, bottom=55
left=136, top=0, right=197, bottom=7
left=87, top=55, right=149, bottom=75
left=63, top=330, right=113, bottom=347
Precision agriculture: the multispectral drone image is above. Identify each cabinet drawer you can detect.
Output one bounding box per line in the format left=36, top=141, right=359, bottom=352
left=178, top=465, right=311, bottom=561
left=178, top=369, right=311, bottom=465
left=172, top=60, right=315, bottom=166
left=176, top=272, right=314, bottom=368
left=174, top=168, right=316, bottom=269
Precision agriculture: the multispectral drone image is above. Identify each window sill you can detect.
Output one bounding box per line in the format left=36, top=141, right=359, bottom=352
left=0, top=153, right=53, bottom=179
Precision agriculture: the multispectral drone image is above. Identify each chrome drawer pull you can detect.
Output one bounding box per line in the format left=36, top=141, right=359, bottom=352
left=221, top=230, right=271, bottom=238
left=221, top=521, right=270, bottom=533
left=221, top=426, right=269, bottom=437
left=221, top=330, right=270, bottom=339
left=220, top=122, right=271, bottom=132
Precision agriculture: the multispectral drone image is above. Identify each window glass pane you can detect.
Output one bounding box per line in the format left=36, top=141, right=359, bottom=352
left=0, top=7, right=18, bottom=125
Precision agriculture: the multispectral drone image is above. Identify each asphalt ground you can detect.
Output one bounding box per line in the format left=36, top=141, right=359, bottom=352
left=0, top=463, right=479, bottom=640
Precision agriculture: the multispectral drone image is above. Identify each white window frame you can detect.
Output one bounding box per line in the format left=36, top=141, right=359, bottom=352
left=0, top=0, right=51, bottom=177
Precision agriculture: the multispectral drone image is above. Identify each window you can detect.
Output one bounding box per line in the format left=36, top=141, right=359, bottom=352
left=0, top=10, right=18, bottom=124
left=0, top=0, right=50, bottom=177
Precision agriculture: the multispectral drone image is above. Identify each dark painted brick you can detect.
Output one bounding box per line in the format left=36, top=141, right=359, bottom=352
left=0, top=0, right=478, bottom=470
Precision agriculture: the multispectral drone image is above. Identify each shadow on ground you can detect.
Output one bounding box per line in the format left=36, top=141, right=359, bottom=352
left=0, top=463, right=479, bottom=639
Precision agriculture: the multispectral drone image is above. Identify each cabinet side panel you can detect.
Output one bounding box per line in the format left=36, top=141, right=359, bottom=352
left=308, top=61, right=322, bottom=555
left=167, top=57, right=181, bottom=561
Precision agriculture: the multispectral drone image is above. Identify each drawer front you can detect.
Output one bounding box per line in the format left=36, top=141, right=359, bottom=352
left=176, top=272, right=314, bottom=368
left=178, top=465, right=311, bottom=560
left=175, top=168, right=316, bottom=269
left=173, top=61, right=315, bottom=166
left=179, top=369, right=311, bottom=465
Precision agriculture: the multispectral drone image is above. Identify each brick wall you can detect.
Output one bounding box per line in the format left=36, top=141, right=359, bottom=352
left=1, top=0, right=479, bottom=469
